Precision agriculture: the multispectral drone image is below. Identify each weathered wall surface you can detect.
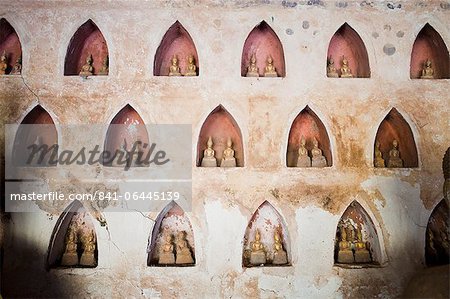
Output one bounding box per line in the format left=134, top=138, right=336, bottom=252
left=0, top=0, right=449, bottom=298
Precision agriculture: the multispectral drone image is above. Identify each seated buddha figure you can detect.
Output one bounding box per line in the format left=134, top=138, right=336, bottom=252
left=201, top=136, right=217, bottom=167
left=297, top=136, right=311, bottom=167
left=175, top=231, right=194, bottom=264
left=0, top=51, right=8, bottom=75
left=387, top=139, right=403, bottom=168
left=220, top=137, right=237, bottom=167
left=354, top=225, right=371, bottom=263
left=61, top=226, right=79, bottom=266
left=79, top=54, right=94, bottom=77
left=264, top=56, right=278, bottom=77
left=158, top=231, right=175, bottom=264
left=272, top=231, right=288, bottom=265
left=420, top=58, right=434, bottom=79
left=337, top=221, right=354, bottom=263
left=10, top=55, right=22, bottom=75
left=168, top=55, right=181, bottom=76
left=80, top=229, right=96, bottom=267
left=311, top=137, right=327, bottom=167
left=184, top=55, right=197, bottom=76
left=374, top=140, right=385, bottom=168
left=246, top=54, right=259, bottom=77
left=340, top=56, right=353, bottom=78
left=327, top=56, right=339, bottom=78
left=250, top=229, right=266, bottom=265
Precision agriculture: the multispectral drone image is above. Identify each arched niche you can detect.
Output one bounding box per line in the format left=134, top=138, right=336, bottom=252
left=327, top=23, right=370, bottom=78
left=0, top=18, right=22, bottom=75
left=425, top=199, right=449, bottom=266
left=153, top=21, right=199, bottom=76
left=286, top=106, right=332, bottom=167
left=47, top=200, right=98, bottom=269
left=147, top=201, right=196, bottom=266
left=241, top=21, right=285, bottom=77
left=410, top=23, right=449, bottom=79
left=103, top=104, right=150, bottom=167
left=334, top=201, right=382, bottom=265
left=196, top=105, right=244, bottom=167
left=374, top=108, right=418, bottom=168
left=13, top=105, right=58, bottom=167
left=64, top=19, right=109, bottom=76
left=242, top=201, right=290, bottom=267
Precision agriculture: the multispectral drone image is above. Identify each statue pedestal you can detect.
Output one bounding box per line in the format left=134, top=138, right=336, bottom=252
left=337, top=250, right=354, bottom=263
left=80, top=253, right=96, bottom=266
left=355, top=249, right=371, bottom=263
left=169, top=72, right=181, bottom=76
left=264, top=72, right=278, bottom=77
left=327, top=72, right=339, bottom=78
left=201, top=158, right=217, bottom=167
left=387, top=158, right=403, bottom=168
left=176, top=252, right=194, bottom=264
left=312, top=156, right=327, bottom=167
left=420, top=75, right=434, bottom=79
left=61, top=252, right=78, bottom=266
left=340, top=73, right=353, bottom=78
left=158, top=253, right=175, bottom=264
left=297, top=156, right=311, bottom=167
left=220, top=158, right=236, bottom=167
left=185, top=72, right=196, bottom=76
left=374, top=158, right=385, bottom=168
left=273, top=251, right=288, bottom=265
left=246, top=72, right=259, bottom=77
left=250, top=252, right=266, bottom=265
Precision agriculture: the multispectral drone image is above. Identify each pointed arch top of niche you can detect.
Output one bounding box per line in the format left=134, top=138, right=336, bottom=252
left=197, top=105, right=244, bottom=167
left=327, top=23, right=370, bottom=78
left=103, top=104, right=150, bottom=167
left=286, top=105, right=332, bottom=167
left=64, top=19, right=109, bottom=76
left=153, top=21, right=199, bottom=76
left=0, top=18, right=22, bottom=75
left=334, top=201, right=382, bottom=266
left=425, top=199, right=449, bottom=267
left=47, top=200, right=98, bottom=269
left=410, top=23, right=449, bottom=79
left=147, top=201, right=196, bottom=266
left=374, top=108, right=418, bottom=168
left=241, top=20, right=286, bottom=77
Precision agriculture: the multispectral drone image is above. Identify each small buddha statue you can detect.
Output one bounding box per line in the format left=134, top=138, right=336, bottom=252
left=61, top=227, right=79, bottom=266
left=354, top=225, right=371, bottom=263
left=272, top=231, right=288, bottom=265
left=296, top=136, right=311, bottom=167
left=158, top=232, right=175, bottom=264
left=340, top=56, right=353, bottom=78
left=311, top=137, right=327, bottom=167
left=201, top=136, right=217, bottom=167
left=250, top=229, right=266, bottom=265
left=374, top=140, right=385, bottom=168
left=184, top=55, right=197, bottom=76
left=79, top=54, right=94, bottom=77
left=175, top=231, right=194, bottom=264
left=168, top=55, right=181, bottom=76
left=246, top=54, right=259, bottom=77
left=98, top=55, right=109, bottom=75
left=420, top=58, right=434, bottom=79
left=263, top=56, right=278, bottom=77
left=80, top=229, right=96, bottom=266
left=220, top=137, right=237, bottom=167
left=337, top=222, right=354, bottom=263
left=387, top=139, right=403, bottom=168
left=10, top=55, right=22, bottom=75
left=327, top=56, right=339, bottom=78
left=0, top=51, right=8, bottom=75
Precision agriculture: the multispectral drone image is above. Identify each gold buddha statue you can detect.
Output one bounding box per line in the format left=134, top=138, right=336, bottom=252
left=201, top=136, right=217, bottom=167
left=311, top=137, right=327, bottom=167
left=158, top=232, right=175, bottom=264
left=250, top=229, right=266, bottom=265
left=175, top=231, right=194, bottom=264
left=61, top=226, right=79, bottom=266
left=246, top=54, right=259, bottom=77
left=98, top=55, right=109, bottom=75
left=354, top=225, right=371, bottom=263
left=387, top=139, right=403, bottom=168
left=420, top=58, right=434, bottom=79
left=10, top=55, right=22, bottom=75
left=80, top=229, right=96, bottom=266
left=297, top=136, right=311, bottom=167
left=0, top=51, right=8, bottom=75
left=340, top=56, right=353, bottom=78
left=337, top=222, right=354, bottom=263
left=220, top=137, right=237, bottom=167
left=168, top=55, right=181, bottom=76
left=184, top=55, right=197, bottom=76
left=272, top=231, right=288, bottom=265
left=79, top=54, right=94, bottom=77
left=327, top=56, right=339, bottom=78
left=264, top=56, right=278, bottom=77
left=374, top=140, right=385, bottom=168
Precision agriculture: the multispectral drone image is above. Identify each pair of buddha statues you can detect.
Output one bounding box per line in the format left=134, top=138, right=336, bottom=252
left=61, top=223, right=97, bottom=267
left=327, top=56, right=353, bottom=78
left=336, top=220, right=372, bottom=264
left=79, top=53, right=109, bottom=77
left=246, top=54, right=278, bottom=77
left=201, top=136, right=237, bottom=167
left=374, top=139, right=404, bottom=168
left=249, top=229, right=288, bottom=266
left=0, top=51, right=22, bottom=75
left=168, top=54, right=197, bottom=76
left=296, top=136, right=327, bottom=168
left=158, top=230, right=194, bottom=265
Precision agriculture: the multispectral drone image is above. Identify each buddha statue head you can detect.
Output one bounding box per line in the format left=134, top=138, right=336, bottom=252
left=188, top=55, right=194, bottom=64
left=255, top=229, right=261, bottom=242
left=392, top=139, right=399, bottom=149
left=207, top=136, right=213, bottom=148
left=313, top=137, right=319, bottom=148
left=250, top=54, right=256, bottom=65
left=171, top=55, right=178, bottom=66
left=425, top=59, right=432, bottom=68
left=342, top=56, right=348, bottom=66
left=1, top=51, right=7, bottom=62
left=267, top=56, right=273, bottom=65
left=226, top=137, right=233, bottom=148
